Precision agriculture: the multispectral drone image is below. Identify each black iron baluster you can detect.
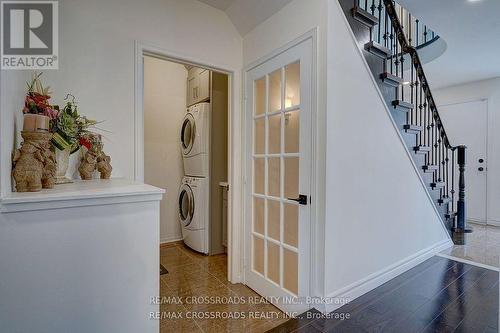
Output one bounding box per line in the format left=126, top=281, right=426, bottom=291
left=416, top=19, right=419, bottom=47
left=408, top=13, right=412, bottom=46
left=446, top=149, right=449, bottom=201
left=384, top=6, right=389, bottom=48
left=390, top=21, right=394, bottom=74
left=424, top=25, right=428, bottom=43
left=439, top=129, right=443, bottom=183
left=365, top=0, right=368, bottom=11
left=377, top=0, right=383, bottom=44
left=451, top=148, right=456, bottom=214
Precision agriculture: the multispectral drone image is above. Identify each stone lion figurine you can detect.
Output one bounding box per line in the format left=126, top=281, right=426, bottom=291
left=12, top=141, right=44, bottom=192
left=97, top=152, right=112, bottom=179
left=78, top=149, right=98, bottom=180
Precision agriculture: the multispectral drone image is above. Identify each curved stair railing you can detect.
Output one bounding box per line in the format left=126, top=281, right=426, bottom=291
left=345, top=0, right=471, bottom=243
left=352, top=0, right=439, bottom=50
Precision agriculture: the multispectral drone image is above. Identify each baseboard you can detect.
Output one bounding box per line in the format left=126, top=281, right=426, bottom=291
left=487, top=220, right=500, bottom=227
left=160, top=236, right=183, bottom=246
left=319, top=239, right=453, bottom=314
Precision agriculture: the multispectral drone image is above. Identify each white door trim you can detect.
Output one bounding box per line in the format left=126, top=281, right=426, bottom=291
left=242, top=28, right=318, bottom=303
left=133, top=41, right=241, bottom=282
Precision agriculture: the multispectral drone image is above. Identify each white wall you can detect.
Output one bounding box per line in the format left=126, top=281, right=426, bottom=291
left=434, top=77, right=500, bottom=225
left=0, top=71, right=31, bottom=197
left=143, top=57, right=187, bottom=243
left=323, top=0, right=450, bottom=303
left=243, top=0, right=329, bottom=298
left=0, top=0, right=242, bottom=192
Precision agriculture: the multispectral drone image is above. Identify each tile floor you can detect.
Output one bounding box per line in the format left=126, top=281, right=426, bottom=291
left=440, top=222, right=500, bottom=268
left=159, top=243, right=288, bottom=332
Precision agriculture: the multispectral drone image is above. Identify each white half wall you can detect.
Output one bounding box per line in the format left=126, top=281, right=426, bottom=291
left=243, top=0, right=328, bottom=298
left=434, top=77, right=500, bottom=225
left=0, top=183, right=163, bottom=333
left=324, top=0, right=451, bottom=302
left=144, top=57, right=186, bottom=243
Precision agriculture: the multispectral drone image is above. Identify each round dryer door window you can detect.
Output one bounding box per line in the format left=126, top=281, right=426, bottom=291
left=181, top=114, right=196, bottom=155
left=178, top=184, right=194, bottom=227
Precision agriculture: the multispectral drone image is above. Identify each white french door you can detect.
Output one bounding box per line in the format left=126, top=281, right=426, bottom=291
left=244, top=38, right=313, bottom=314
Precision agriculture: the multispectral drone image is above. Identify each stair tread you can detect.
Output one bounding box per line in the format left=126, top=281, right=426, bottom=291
left=413, top=145, right=431, bottom=154
left=352, top=6, right=379, bottom=28
left=380, top=72, right=404, bottom=87
left=431, top=182, right=446, bottom=188
left=422, top=164, right=439, bottom=170
left=404, top=124, right=423, bottom=133
left=392, top=100, right=415, bottom=110
left=438, top=197, right=452, bottom=204
left=445, top=212, right=458, bottom=219
left=364, top=41, right=391, bottom=59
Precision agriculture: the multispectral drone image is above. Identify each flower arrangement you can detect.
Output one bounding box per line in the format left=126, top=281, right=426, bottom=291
left=22, top=72, right=58, bottom=119
left=50, top=94, right=99, bottom=153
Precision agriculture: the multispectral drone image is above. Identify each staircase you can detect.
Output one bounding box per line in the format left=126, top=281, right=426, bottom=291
left=339, top=0, right=472, bottom=244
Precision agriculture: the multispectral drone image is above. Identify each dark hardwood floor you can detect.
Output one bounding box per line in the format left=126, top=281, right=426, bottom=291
left=267, top=256, right=499, bottom=333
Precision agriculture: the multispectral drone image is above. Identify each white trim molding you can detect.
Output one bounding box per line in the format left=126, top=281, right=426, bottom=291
left=133, top=41, right=242, bottom=283
left=242, top=27, right=320, bottom=304
left=0, top=179, right=164, bottom=213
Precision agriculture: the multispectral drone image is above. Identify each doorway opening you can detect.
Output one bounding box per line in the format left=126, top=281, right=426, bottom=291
left=139, top=51, right=289, bottom=331
left=143, top=56, right=229, bottom=255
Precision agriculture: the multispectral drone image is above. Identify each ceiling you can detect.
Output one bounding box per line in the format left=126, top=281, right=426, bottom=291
left=197, top=0, right=293, bottom=36
left=398, top=0, right=500, bottom=89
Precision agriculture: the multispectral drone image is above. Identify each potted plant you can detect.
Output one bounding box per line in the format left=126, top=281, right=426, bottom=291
left=50, top=94, right=98, bottom=184
left=22, top=72, right=59, bottom=132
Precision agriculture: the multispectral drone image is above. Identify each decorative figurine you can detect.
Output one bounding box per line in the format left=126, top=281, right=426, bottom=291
left=97, top=152, right=112, bottom=179
left=41, top=141, right=57, bottom=189
left=78, top=149, right=98, bottom=180
left=12, top=133, right=46, bottom=192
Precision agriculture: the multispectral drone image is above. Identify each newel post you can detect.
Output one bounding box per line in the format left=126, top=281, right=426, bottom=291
left=453, top=145, right=472, bottom=244
left=456, top=145, right=467, bottom=230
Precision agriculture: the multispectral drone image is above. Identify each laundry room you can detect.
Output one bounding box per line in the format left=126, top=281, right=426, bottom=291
left=143, top=55, right=229, bottom=263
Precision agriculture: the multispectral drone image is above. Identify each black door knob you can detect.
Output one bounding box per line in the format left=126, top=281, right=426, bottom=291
left=288, top=194, right=308, bottom=205
left=478, top=167, right=484, bottom=172
left=479, top=159, right=484, bottom=163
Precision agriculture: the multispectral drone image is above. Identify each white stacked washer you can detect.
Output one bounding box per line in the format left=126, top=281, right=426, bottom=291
left=178, top=176, right=209, bottom=253
left=178, top=103, right=210, bottom=253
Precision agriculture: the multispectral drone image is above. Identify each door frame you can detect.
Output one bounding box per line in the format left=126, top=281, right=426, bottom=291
left=438, top=98, right=490, bottom=225
left=134, top=41, right=241, bottom=282
left=242, top=29, right=318, bottom=302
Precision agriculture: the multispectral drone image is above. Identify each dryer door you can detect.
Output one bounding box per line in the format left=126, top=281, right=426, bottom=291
left=180, top=113, right=196, bottom=156
left=178, top=184, right=195, bottom=227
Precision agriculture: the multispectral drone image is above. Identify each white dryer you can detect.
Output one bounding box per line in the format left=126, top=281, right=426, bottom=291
left=178, top=176, right=209, bottom=254
left=181, top=103, right=210, bottom=177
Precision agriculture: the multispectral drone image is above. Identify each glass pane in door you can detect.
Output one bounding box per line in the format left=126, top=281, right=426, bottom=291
left=269, top=69, right=282, bottom=112
left=285, top=62, right=300, bottom=108
left=255, top=77, right=266, bottom=116
left=285, top=111, right=300, bottom=153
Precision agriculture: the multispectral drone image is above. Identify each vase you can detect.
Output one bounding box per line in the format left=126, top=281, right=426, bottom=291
left=55, top=147, right=73, bottom=184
